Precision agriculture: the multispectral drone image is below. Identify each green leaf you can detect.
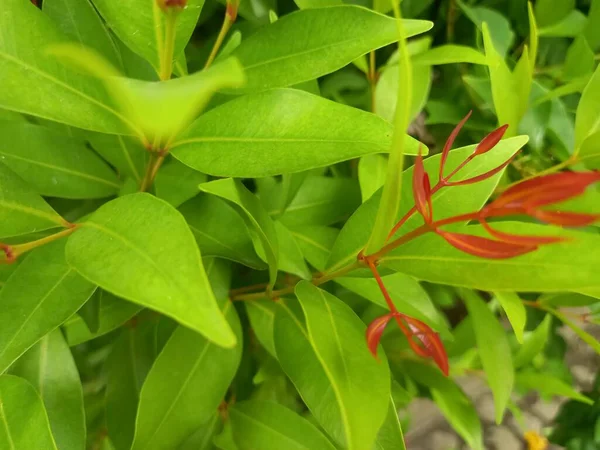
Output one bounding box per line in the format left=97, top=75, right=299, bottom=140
left=154, top=158, right=206, bottom=207
left=535, top=0, right=574, bottom=27
left=575, top=65, right=600, bottom=152
left=281, top=282, right=390, bottom=449
left=65, top=193, right=235, bottom=347
left=76, top=291, right=101, bottom=333
left=171, top=89, right=420, bottom=177
left=585, top=0, right=600, bottom=51
left=90, top=0, right=204, bottom=71
left=358, top=154, right=387, bottom=202
left=289, top=226, right=339, bottom=272
left=105, top=321, right=157, bottom=450
left=229, top=400, right=337, bottom=450
left=539, top=292, right=600, bottom=307
left=0, top=0, right=130, bottom=133
left=0, top=122, right=120, bottom=199
left=0, top=240, right=96, bottom=374
left=0, top=375, right=58, bottom=450
left=295, top=0, right=342, bottom=7
left=493, top=292, right=527, bottom=343
left=179, top=195, right=265, bottom=270
left=199, top=179, right=278, bottom=286
left=564, top=36, right=595, bottom=80
left=459, top=2, right=514, bottom=56
left=10, top=329, right=85, bottom=450
left=336, top=273, right=448, bottom=336
left=63, top=292, right=142, bottom=346
left=462, top=290, right=513, bottom=423
left=402, top=363, right=483, bottom=450
left=43, top=0, right=122, bottom=68
left=228, top=6, right=432, bottom=93
left=327, top=136, right=527, bottom=273
left=178, top=414, right=220, bottom=450
left=381, top=222, right=600, bottom=292
left=86, top=132, right=148, bottom=183
left=373, top=397, right=406, bottom=450
left=275, top=176, right=361, bottom=228
left=516, top=371, right=593, bottom=405
left=538, top=10, right=587, bottom=37
left=275, top=222, right=311, bottom=279
left=412, top=45, right=488, bottom=65
left=514, top=315, right=552, bottom=368
left=245, top=300, right=277, bottom=357
left=0, top=162, right=67, bottom=238
left=131, top=303, right=242, bottom=450
left=549, top=309, right=600, bottom=354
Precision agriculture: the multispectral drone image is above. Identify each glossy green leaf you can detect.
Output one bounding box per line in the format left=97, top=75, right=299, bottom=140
left=275, top=221, right=311, bottom=279
left=516, top=371, right=593, bottom=404
left=0, top=0, right=130, bottom=133
left=0, top=375, right=58, bottom=450
left=228, top=6, right=432, bottom=93
left=459, top=2, right=514, bottom=56
left=358, top=154, right=387, bottom=202
left=154, top=158, right=206, bottom=207
left=179, top=195, right=264, bottom=270
left=327, top=136, right=527, bottom=273
left=381, top=222, right=600, bottom=292
left=336, top=273, right=448, bottom=335
left=131, top=302, right=241, bottom=450
left=199, top=179, right=278, bottom=286
left=0, top=122, right=120, bottom=199
left=230, top=400, right=336, bottom=450
left=90, top=0, right=204, bottom=71
left=514, top=315, right=552, bottom=368
left=564, top=36, right=595, bottom=80
left=63, top=293, right=142, bottom=346
left=290, top=282, right=390, bottom=449
left=0, top=240, right=95, bottom=374
left=412, top=45, right=488, bottom=65
left=275, top=176, right=361, bottom=227
left=289, top=226, right=339, bottom=272
left=494, top=292, right=526, bottom=343
left=374, top=397, right=406, bottom=450
left=172, top=89, right=420, bottom=177
left=462, top=290, right=513, bottom=423
left=245, top=300, right=277, bottom=357
left=575, top=65, right=600, bottom=152
left=105, top=321, right=157, bottom=450
left=66, top=193, right=235, bottom=347
left=0, top=162, right=67, bottom=238
left=295, top=0, right=342, bottom=7
left=10, top=329, right=85, bottom=450
left=534, top=0, right=574, bottom=27
left=403, top=363, right=483, bottom=450
left=86, top=132, right=148, bottom=183
left=43, top=0, right=122, bottom=68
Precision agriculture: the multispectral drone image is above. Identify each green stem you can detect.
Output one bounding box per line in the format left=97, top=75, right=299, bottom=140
left=6, top=226, right=78, bottom=261
left=160, top=12, right=178, bottom=80
left=204, top=6, right=235, bottom=70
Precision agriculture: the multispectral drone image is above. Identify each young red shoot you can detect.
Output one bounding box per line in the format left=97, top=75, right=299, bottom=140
left=439, top=110, right=472, bottom=181
left=436, top=230, right=537, bottom=259
left=413, top=145, right=433, bottom=224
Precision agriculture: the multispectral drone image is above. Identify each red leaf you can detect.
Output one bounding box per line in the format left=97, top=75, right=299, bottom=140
left=366, top=313, right=395, bottom=359
left=396, top=315, right=449, bottom=376
left=445, top=155, right=514, bottom=187
left=473, top=124, right=509, bottom=156
left=531, top=209, right=600, bottom=227
left=437, top=230, right=537, bottom=259
left=492, top=171, right=600, bottom=210
left=413, top=146, right=433, bottom=223
left=439, top=110, right=472, bottom=180
left=480, top=219, right=567, bottom=246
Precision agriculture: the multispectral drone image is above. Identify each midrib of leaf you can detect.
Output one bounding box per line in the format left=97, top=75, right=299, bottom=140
left=269, top=199, right=335, bottom=216
left=328, top=158, right=503, bottom=272
left=37, top=336, right=49, bottom=398
left=187, top=224, right=244, bottom=258
left=135, top=302, right=233, bottom=448
left=0, top=269, right=72, bottom=368
left=118, top=135, right=142, bottom=182
left=0, top=401, right=15, bottom=450
left=172, top=137, right=384, bottom=147
left=0, top=199, right=63, bottom=226
left=231, top=409, right=311, bottom=449
left=291, top=232, right=331, bottom=253
left=0, top=51, right=139, bottom=135
left=198, top=414, right=218, bottom=448
left=283, top=301, right=353, bottom=448
left=0, top=151, right=121, bottom=188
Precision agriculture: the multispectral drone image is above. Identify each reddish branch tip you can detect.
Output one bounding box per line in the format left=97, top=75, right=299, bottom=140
left=413, top=145, right=433, bottom=224
left=366, top=313, right=395, bottom=360
left=436, top=230, right=537, bottom=259
left=439, top=110, right=472, bottom=181
left=226, top=1, right=239, bottom=21
left=473, top=124, right=509, bottom=156
left=157, top=0, right=187, bottom=11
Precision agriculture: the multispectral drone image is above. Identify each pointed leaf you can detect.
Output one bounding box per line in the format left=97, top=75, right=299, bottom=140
left=65, top=193, right=235, bottom=347
left=439, top=111, right=471, bottom=180
left=10, top=329, right=85, bottom=450
left=0, top=240, right=96, bottom=374
left=229, top=400, right=337, bottom=450
left=516, top=371, right=593, bottom=404
left=531, top=209, right=600, bottom=226
left=245, top=300, right=277, bottom=357
left=199, top=179, right=279, bottom=286
left=412, top=45, right=487, bottom=65
left=171, top=89, right=420, bottom=177
left=359, top=154, right=387, bottom=202
left=576, top=64, right=600, bottom=151
left=228, top=6, right=432, bottom=93
left=366, top=314, right=394, bottom=358
left=462, top=290, right=514, bottom=423
left=474, top=124, right=509, bottom=156
left=0, top=122, right=120, bottom=199
left=374, top=397, right=406, bottom=450
left=514, top=315, right=552, bottom=368
left=437, top=230, right=536, bottom=259
left=0, top=0, right=129, bottom=133
left=493, top=292, right=527, bottom=343
left=0, top=375, right=58, bottom=450
left=275, top=221, right=311, bottom=279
